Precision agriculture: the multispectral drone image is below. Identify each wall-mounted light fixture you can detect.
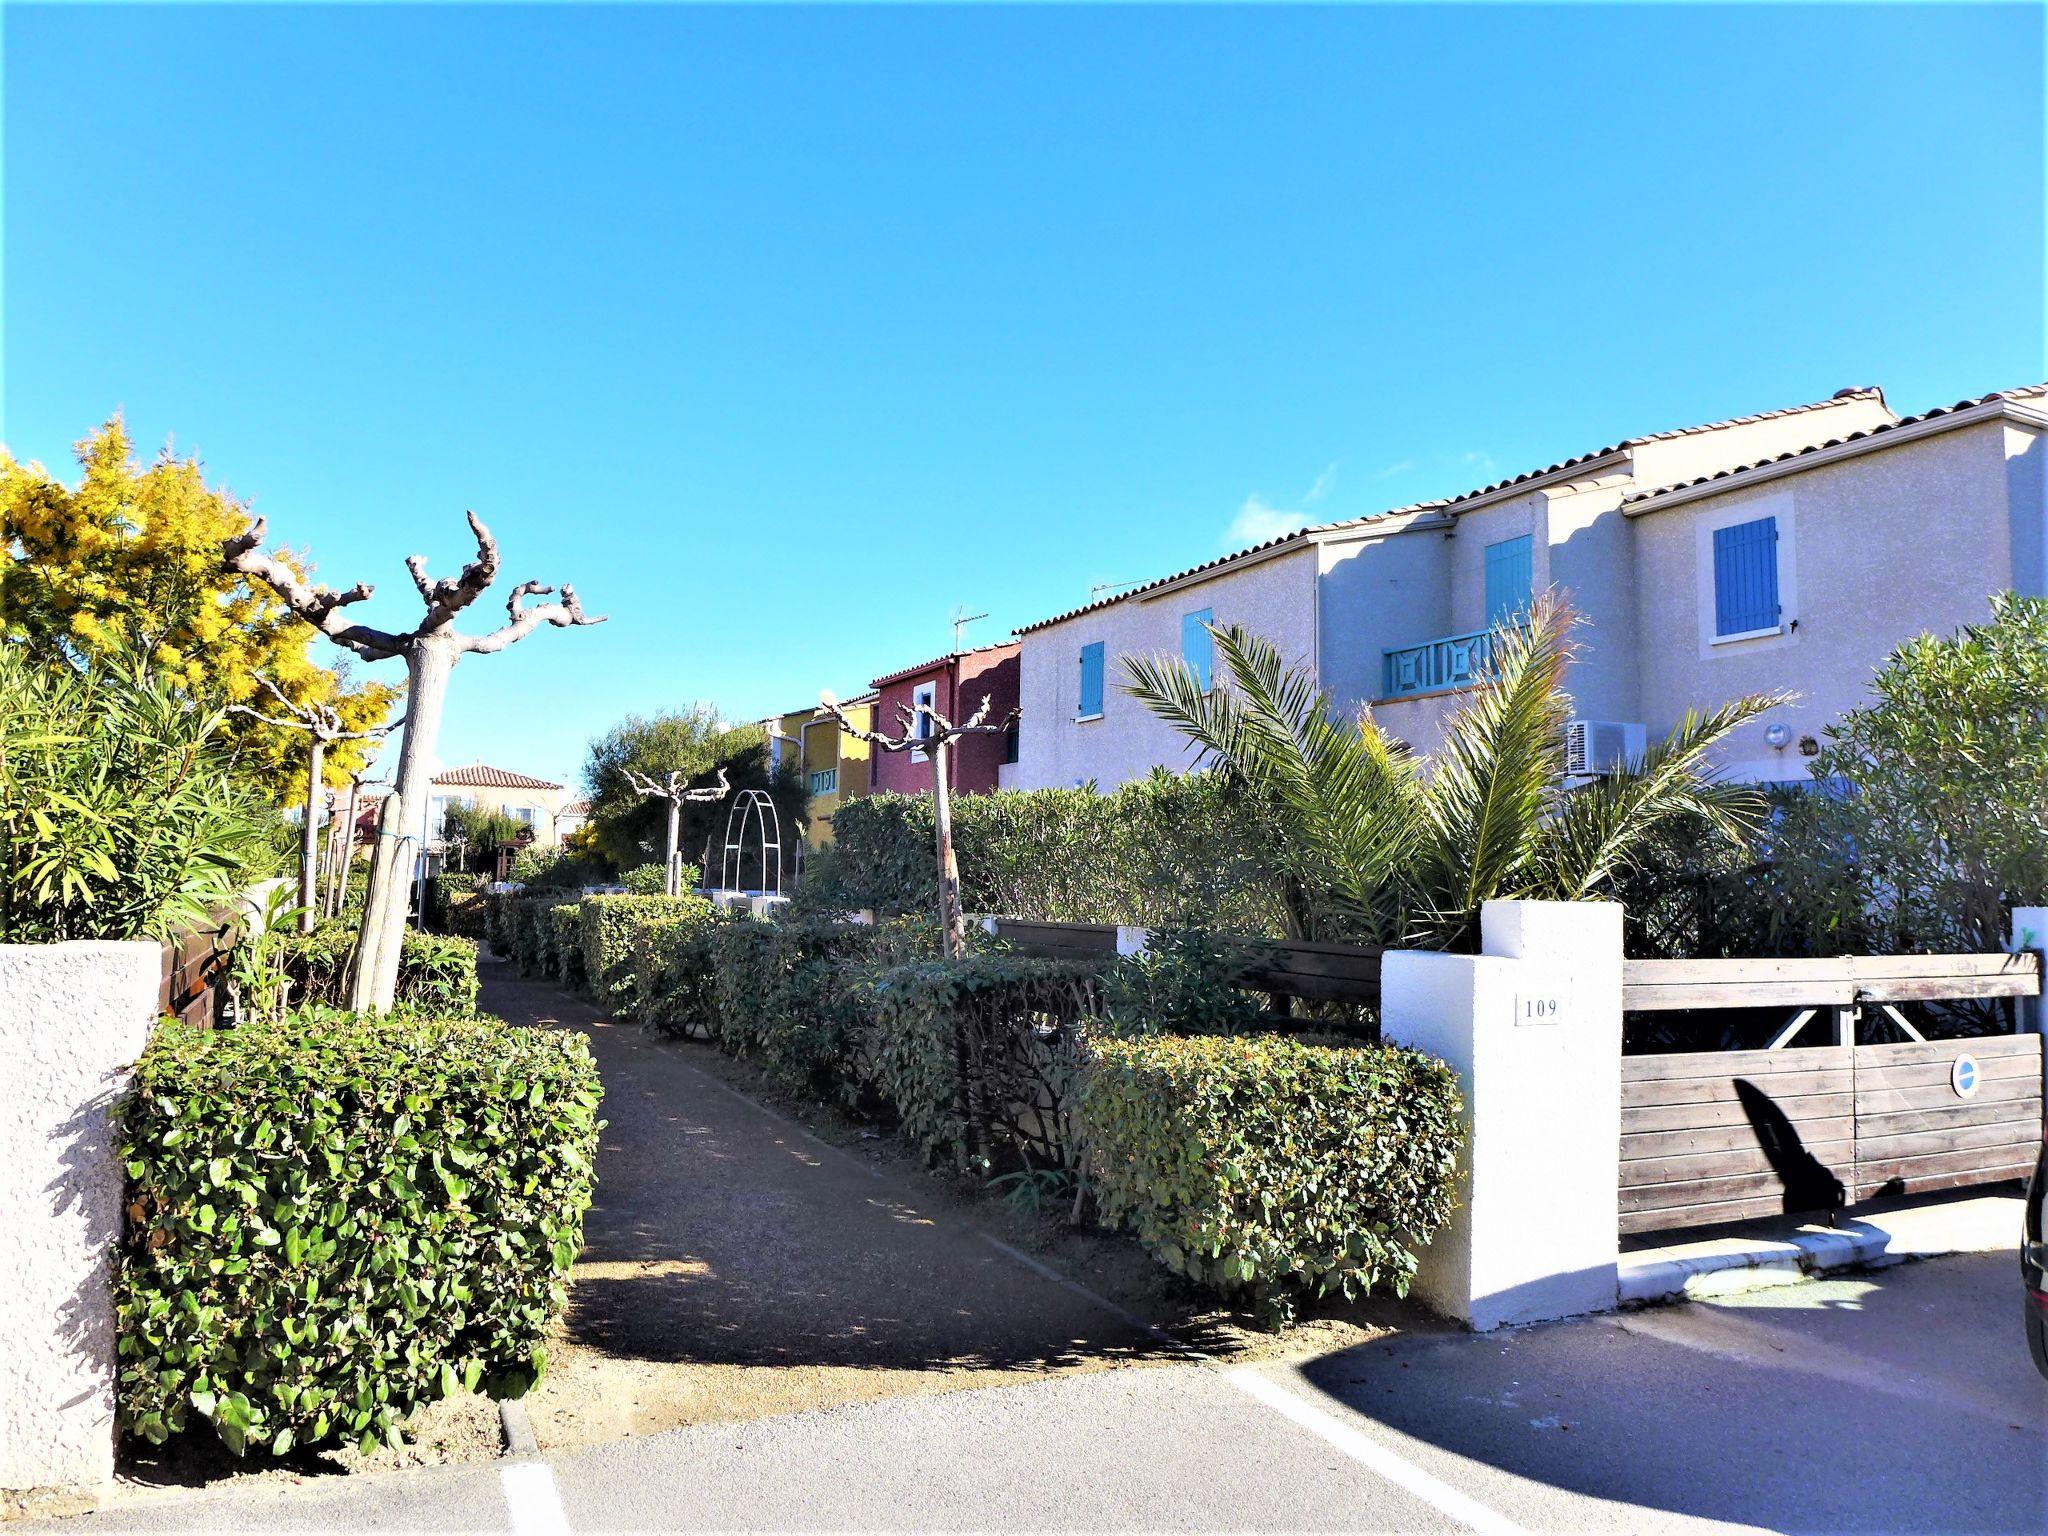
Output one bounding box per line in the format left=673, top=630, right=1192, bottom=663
left=1764, top=723, right=1792, bottom=751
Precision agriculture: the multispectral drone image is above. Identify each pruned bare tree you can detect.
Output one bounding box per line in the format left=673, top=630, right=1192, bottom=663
left=816, top=689, right=1016, bottom=958
left=231, top=675, right=403, bottom=934
left=225, top=511, right=604, bottom=1009
left=622, top=766, right=730, bottom=896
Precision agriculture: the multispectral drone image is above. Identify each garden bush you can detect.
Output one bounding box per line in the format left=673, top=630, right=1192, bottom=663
left=549, top=904, right=585, bottom=990
left=706, top=919, right=925, bottom=1097
left=619, top=861, right=699, bottom=896
left=1078, top=1033, right=1462, bottom=1326
left=630, top=903, right=730, bottom=1037
left=810, top=770, right=1288, bottom=934
left=579, top=893, right=715, bottom=1010
left=1097, top=928, right=1275, bottom=1038
left=114, top=1009, right=602, bottom=1455
left=865, top=954, right=1100, bottom=1169
left=427, top=872, right=488, bottom=939
left=276, top=923, right=481, bottom=1016
left=512, top=895, right=555, bottom=977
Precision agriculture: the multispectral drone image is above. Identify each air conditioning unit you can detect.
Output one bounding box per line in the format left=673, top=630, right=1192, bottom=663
left=1564, top=719, right=1646, bottom=777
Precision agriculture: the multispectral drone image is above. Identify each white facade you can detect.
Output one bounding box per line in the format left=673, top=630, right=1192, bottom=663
left=1010, top=385, right=2046, bottom=791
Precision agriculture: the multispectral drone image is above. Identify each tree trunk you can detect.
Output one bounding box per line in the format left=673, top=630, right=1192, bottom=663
left=351, top=635, right=458, bottom=1013
left=931, top=740, right=965, bottom=960
left=663, top=807, right=681, bottom=895
left=298, top=737, right=325, bottom=934
left=330, top=778, right=360, bottom=919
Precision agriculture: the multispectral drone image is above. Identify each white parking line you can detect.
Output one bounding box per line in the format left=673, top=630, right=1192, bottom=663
left=1224, top=1367, right=1532, bottom=1536
left=501, top=1460, right=572, bottom=1536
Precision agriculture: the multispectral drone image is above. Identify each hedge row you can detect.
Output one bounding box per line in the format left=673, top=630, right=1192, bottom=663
left=805, top=771, right=1289, bottom=934
left=518, top=890, right=1464, bottom=1327
left=276, top=922, right=481, bottom=1016
left=1080, top=1032, right=1462, bottom=1326
left=115, top=1010, right=602, bottom=1456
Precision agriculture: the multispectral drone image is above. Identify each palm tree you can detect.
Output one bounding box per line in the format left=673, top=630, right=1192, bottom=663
left=1122, top=596, right=1786, bottom=951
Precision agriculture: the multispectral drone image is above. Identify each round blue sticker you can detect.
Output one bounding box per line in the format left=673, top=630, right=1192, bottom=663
left=1950, top=1055, right=1980, bottom=1099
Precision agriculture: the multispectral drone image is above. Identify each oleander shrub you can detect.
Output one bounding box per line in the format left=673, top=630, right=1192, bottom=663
left=810, top=770, right=1288, bottom=934
left=1078, top=1033, right=1461, bottom=1326
left=865, top=954, right=1100, bottom=1169
left=579, top=893, right=715, bottom=1010
left=548, top=904, right=585, bottom=990
left=114, top=1009, right=602, bottom=1456
left=276, top=923, right=481, bottom=1016
left=1097, top=928, right=1275, bottom=1038
left=484, top=890, right=515, bottom=957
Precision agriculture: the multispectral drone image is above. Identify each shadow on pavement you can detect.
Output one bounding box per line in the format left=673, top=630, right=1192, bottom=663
left=487, top=964, right=1183, bottom=1378
left=1294, top=1249, right=2046, bottom=1535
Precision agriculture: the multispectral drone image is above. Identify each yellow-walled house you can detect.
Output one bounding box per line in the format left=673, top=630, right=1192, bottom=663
left=426, top=764, right=571, bottom=852
left=762, top=693, right=876, bottom=847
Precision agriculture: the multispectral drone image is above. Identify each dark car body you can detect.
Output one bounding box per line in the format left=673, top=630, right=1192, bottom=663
left=2026, top=1130, right=2047, bottom=1379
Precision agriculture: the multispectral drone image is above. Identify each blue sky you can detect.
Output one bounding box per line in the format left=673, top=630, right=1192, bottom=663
left=5, top=3, right=2043, bottom=789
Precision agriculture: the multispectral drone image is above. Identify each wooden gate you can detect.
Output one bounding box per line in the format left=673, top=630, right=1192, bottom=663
left=1620, top=953, right=2043, bottom=1235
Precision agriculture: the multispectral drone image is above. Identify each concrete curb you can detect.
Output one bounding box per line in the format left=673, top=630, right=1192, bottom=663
left=499, top=1398, right=539, bottom=1458
left=1618, top=1194, right=2021, bottom=1305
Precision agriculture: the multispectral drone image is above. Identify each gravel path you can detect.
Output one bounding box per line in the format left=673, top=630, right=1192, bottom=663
left=481, top=958, right=1174, bottom=1450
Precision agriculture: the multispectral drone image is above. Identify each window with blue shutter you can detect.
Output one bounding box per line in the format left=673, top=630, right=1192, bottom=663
left=1077, top=642, right=1106, bottom=718
left=1182, top=608, right=1214, bottom=691
left=1484, top=535, right=1533, bottom=627
left=1712, top=516, right=1780, bottom=636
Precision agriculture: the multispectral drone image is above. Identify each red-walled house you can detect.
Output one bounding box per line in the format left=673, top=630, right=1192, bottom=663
left=868, top=642, right=1021, bottom=797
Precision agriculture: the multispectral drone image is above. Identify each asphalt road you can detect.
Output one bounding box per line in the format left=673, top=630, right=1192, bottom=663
left=46, top=1249, right=2046, bottom=1534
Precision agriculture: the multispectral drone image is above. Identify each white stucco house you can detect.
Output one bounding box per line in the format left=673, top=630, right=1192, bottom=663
left=1006, top=383, right=2047, bottom=791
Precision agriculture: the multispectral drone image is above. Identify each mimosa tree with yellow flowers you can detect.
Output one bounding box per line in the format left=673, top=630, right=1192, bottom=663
left=1, top=416, right=403, bottom=806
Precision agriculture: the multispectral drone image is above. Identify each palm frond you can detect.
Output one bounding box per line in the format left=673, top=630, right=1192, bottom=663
left=1534, top=691, right=1790, bottom=899
left=1411, top=597, right=1577, bottom=943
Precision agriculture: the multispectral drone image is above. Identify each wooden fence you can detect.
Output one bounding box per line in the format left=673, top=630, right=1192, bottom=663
left=986, top=918, right=1383, bottom=1009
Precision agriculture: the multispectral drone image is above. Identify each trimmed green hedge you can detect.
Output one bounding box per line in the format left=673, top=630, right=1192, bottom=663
left=1078, top=1033, right=1462, bottom=1326
left=548, top=904, right=585, bottom=991
left=630, top=904, right=729, bottom=1037
left=866, top=954, right=1099, bottom=1168
left=114, top=1010, right=602, bottom=1456
left=706, top=919, right=923, bottom=1098
left=807, top=771, right=1287, bottom=933
left=276, top=923, right=481, bottom=1016
left=579, top=894, right=716, bottom=1010
left=512, top=896, right=554, bottom=977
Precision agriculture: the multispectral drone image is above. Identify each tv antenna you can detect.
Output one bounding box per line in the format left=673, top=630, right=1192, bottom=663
left=950, top=606, right=988, bottom=649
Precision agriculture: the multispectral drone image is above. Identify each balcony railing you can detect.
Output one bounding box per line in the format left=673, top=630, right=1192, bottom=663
left=807, top=768, right=839, bottom=796
left=1381, top=627, right=1497, bottom=700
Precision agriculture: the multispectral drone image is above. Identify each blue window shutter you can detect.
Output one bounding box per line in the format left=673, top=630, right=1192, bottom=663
left=1713, top=517, right=1780, bottom=635
left=1484, top=535, right=1533, bottom=627
left=1078, top=642, right=1105, bottom=717
left=1182, top=608, right=1214, bottom=691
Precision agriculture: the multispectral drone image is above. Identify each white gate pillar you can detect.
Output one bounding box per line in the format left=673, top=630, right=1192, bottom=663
left=2010, top=906, right=2047, bottom=1085
left=1381, top=900, right=1625, bottom=1331
left=0, top=941, right=159, bottom=1500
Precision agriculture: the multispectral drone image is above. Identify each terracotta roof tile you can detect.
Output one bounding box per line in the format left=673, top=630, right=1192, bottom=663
left=1015, top=388, right=1889, bottom=637
left=430, top=765, right=562, bottom=790
left=869, top=642, right=1019, bottom=691
left=1624, top=385, right=2048, bottom=507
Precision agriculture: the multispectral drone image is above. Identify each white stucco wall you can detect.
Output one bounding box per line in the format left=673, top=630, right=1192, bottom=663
left=1629, top=419, right=2032, bottom=781
left=1381, top=901, right=1624, bottom=1331
left=0, top=941, right=159, bottom=1497
left=1009, top=546, right=1320, bottom=792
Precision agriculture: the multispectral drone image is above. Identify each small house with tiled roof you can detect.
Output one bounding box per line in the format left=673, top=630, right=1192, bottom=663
left=1009, top=382, right=2047, bottom=788
left=427, top=762, right=571, bottom=851
left=868, top=644, right=1020, bottom=799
